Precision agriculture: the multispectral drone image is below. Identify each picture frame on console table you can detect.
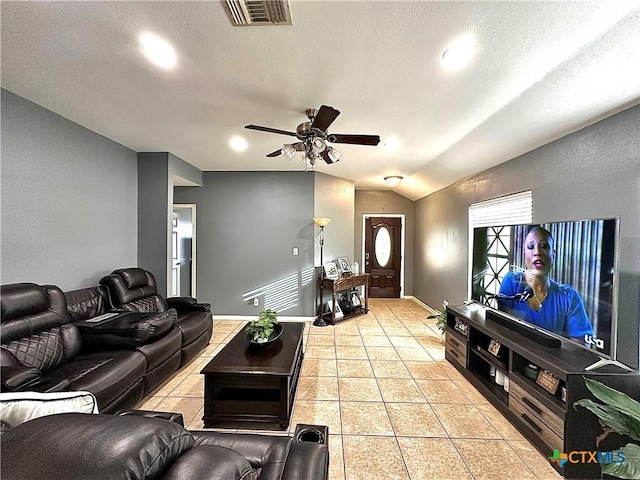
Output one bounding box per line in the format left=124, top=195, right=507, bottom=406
left=323, top=261, right=340, bottom=279
left=350, top=290, right=361, bottom=307
left=325, top=300, right=343, bottom=319
left=337, top=257, right=351, bottom=274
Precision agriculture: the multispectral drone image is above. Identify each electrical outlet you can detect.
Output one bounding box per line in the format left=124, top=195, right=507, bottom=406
left=253, top=298, right=259, bottom=307
left=293, top=247, right=299, bottom=256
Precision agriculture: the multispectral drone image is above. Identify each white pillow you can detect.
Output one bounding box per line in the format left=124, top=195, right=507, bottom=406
left=0, top=391, right=99, bottom=430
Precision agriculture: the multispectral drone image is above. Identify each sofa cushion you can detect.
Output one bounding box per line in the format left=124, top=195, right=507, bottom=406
left=0, top=413, right=194, bottom=480
left=175, top=310, right=212, bottom=345
left=65, top=286, right=109, bottom=322
left=2, top=323, right=82, bottom=373
left=191, top=430, right=292, bottom=479
left=100, top=268, right=170, bottom=312
left=120, top=267, right=151, bottom=289
left=0, top=283, right=50, bottom=320
left=162, top=445, right=258, bottom=480
left=0, top=284, right=71, bottom=344
left=0, top=391, right=98, bottom=429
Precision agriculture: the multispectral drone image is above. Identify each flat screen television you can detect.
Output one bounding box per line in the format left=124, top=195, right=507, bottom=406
left=470, top=218, right=620, bottom=365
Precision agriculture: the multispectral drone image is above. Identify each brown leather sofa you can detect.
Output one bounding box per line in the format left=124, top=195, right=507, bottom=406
left=0, top=271, right=213, bottom=413
left=1, top=412, right=330, bottom=480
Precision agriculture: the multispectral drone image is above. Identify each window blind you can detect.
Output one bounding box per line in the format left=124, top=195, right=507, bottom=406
left=469, top=190, right=533, bottom=228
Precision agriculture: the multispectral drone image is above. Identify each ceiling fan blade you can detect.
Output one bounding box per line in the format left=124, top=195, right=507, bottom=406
left=245, top=125, right=298, bottom=137
left=310, top=105, right=340, bottom=132
left=329, top=134, right=381, bottom=146
left=266, top=149, right=283, bottom=158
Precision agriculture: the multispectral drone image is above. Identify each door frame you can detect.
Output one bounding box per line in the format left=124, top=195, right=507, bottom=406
left=361, top=214, right=405, bottom=298
left=172, top=203, right=197, bottom=298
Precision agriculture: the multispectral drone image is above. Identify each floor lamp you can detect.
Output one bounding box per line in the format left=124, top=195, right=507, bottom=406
left=313, top=217, right=332, bottom=327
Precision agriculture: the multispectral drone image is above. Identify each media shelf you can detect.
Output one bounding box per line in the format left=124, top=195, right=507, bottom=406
left=445, top=303, right=640, bottom=480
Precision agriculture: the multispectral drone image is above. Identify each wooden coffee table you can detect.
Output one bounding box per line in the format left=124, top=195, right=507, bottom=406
left=200, top=322, right=304, bottom=429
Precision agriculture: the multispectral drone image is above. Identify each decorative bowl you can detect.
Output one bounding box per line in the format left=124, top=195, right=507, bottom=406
left=244, top=322, right=283, bottom=348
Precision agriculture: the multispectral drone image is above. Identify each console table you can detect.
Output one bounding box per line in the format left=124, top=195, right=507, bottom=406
left=320, top=273, right=369, bottom=324
left=445, top=303, right=639, bottom=480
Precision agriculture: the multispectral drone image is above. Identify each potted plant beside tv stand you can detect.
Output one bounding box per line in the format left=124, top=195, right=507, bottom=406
left=445, top=303, right=639, bottom=480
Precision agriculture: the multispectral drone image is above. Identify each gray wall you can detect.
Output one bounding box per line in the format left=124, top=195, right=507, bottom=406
left=355, top=190, right=415, bottom=296
left=414, top=105, right=640, bottom=369
left=174, top=171, right=316, bottom=316
left=138, top=152, right=203, bottom=296
left=0, top=89, right=138, bottom=289
left=314, top=173, right=355, bottom=265
left=138, top=152, right=170, bottom=294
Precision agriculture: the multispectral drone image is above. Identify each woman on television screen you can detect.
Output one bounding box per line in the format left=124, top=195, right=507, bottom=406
left=498, top=226, right=594, bottom=343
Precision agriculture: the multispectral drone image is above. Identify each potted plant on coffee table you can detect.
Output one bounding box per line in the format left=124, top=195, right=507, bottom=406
left=244, top=309, right=282, bottom=346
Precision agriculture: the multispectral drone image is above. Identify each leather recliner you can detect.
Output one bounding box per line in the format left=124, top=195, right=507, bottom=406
left=100, top=268, right=213, bottom=366
left=0, top=413, right=330, bottom=480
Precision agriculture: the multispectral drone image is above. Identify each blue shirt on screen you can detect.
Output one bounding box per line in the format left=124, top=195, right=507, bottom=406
left=498, top=271, right=593, bottom=339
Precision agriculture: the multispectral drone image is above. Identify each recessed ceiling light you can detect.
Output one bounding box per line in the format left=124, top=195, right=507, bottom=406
left=383, top=136, right=399, bottom=153
left=229, top=136, right=248, bottom=152
left=138, top=32, right=177, bottom=70
left=442, top=35, right=475, bottom=71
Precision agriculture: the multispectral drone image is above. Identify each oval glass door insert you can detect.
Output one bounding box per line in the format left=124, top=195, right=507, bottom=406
left=375, top=227, right=391, bottom=267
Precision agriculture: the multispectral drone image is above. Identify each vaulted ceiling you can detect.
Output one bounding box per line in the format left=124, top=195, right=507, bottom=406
left=2, top=1, right=639, bottom=200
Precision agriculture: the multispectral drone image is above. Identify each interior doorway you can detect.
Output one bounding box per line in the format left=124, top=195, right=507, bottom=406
left=363, top=216, right=404, bottom=298
left=172, top=204, right=196, bottom=298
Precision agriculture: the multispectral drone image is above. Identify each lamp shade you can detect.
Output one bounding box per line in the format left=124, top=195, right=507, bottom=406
left=313, top=217, right=332, bottom=228
left=282, top=144, right=297, bottom=159
left=311, top=138, right=327, bottom=153
left=327, top=147, right=342, bottom=163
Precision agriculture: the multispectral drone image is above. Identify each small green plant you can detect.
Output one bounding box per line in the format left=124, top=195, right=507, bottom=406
left=573, top=377, right=640, bottom=479
left=428, top=300, right=448, bottom=335
left=245, top=309, right=278, bottom=342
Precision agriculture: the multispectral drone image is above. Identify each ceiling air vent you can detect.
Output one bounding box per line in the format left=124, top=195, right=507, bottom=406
left=223, top=0, right=292, bottom=26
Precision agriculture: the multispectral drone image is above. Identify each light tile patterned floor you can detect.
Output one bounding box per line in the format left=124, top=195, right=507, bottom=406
left=136, top=298, right=563, bottom=480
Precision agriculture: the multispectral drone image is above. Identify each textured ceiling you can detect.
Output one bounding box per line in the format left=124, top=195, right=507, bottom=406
left=2, top=1, right=639, bottom=200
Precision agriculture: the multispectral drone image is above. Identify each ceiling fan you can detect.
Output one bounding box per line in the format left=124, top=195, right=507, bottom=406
left=245, top=105, right=381, bottom=165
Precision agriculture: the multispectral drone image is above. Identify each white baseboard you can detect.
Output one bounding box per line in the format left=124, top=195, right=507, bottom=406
left=404, top=296, right=438, bottom=315
left=211, top=315, right=316, bottom=322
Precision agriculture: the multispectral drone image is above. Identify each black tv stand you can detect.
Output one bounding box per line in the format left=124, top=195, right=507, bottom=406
left=485, top=309, right=561, bottom=348
left=444, top=303, right=639, bottom=480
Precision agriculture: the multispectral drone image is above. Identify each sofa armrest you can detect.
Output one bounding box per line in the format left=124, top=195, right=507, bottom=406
left=78, top=310, right=177, bottom=349
left=166, top=297, right=211, bottom=313
left=1, top=366, right=40, bottom=392
left=116, top=409, right=184, bottom=426
left=281, top=441, right=329, bottom=480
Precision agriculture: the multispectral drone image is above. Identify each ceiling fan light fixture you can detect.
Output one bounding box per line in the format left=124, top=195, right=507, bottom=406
left=327, top=146, right=342, bottom=163
left=311, top=137, right=327, bottom=153
left=384, top=175, right=403, bottom=186
left=282, top=144, right=297, bottom=159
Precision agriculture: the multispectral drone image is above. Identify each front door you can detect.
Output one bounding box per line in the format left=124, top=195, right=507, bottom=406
left=364, top=216, right=402, bottom=298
